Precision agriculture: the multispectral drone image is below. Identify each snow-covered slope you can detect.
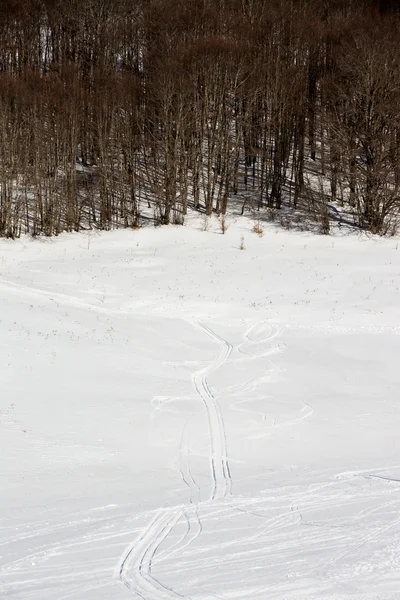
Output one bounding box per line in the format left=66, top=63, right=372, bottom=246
left=1, top=219, right=400, bottom=600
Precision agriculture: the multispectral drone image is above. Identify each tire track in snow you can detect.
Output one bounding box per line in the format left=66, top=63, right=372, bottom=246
left=119, top=510, right=186, bottom=599
left=191, top=321, right=233, bottom=501
left=120, top=320, right=232, bottom=597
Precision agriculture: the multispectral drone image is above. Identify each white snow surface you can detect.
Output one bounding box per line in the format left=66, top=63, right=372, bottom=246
left=1, top=218, right=400, bottom=600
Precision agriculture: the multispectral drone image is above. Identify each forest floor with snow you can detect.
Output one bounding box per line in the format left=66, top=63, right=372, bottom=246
left=1, top=215, right=400, bottom=600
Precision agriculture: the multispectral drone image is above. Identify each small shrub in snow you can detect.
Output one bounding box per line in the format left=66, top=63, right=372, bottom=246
left=252, top=220, right=264, bottom=237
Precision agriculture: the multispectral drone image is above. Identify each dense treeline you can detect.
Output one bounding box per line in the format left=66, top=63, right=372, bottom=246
left=0, top=0, right=399, bottom=237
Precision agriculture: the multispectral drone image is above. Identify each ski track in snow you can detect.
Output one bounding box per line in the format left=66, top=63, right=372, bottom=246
left=119, top=320, right=290, bottom=599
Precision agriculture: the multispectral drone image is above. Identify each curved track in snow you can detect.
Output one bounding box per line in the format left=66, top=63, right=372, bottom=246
left=119, top=510, right=185, bottom=599
left=191, top=321, right=233, bottom=501
left=119, top=321, right=234, bottom=596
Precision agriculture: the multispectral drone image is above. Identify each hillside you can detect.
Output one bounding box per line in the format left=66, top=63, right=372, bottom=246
left=1, top=217, right=400, bottom=599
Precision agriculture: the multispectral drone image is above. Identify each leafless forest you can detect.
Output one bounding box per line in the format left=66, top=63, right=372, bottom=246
left=0, top=0, right=399, bottom=237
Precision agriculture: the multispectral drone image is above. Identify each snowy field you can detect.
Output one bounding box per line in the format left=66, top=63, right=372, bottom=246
left=1, top=217, right=400, bottom=600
